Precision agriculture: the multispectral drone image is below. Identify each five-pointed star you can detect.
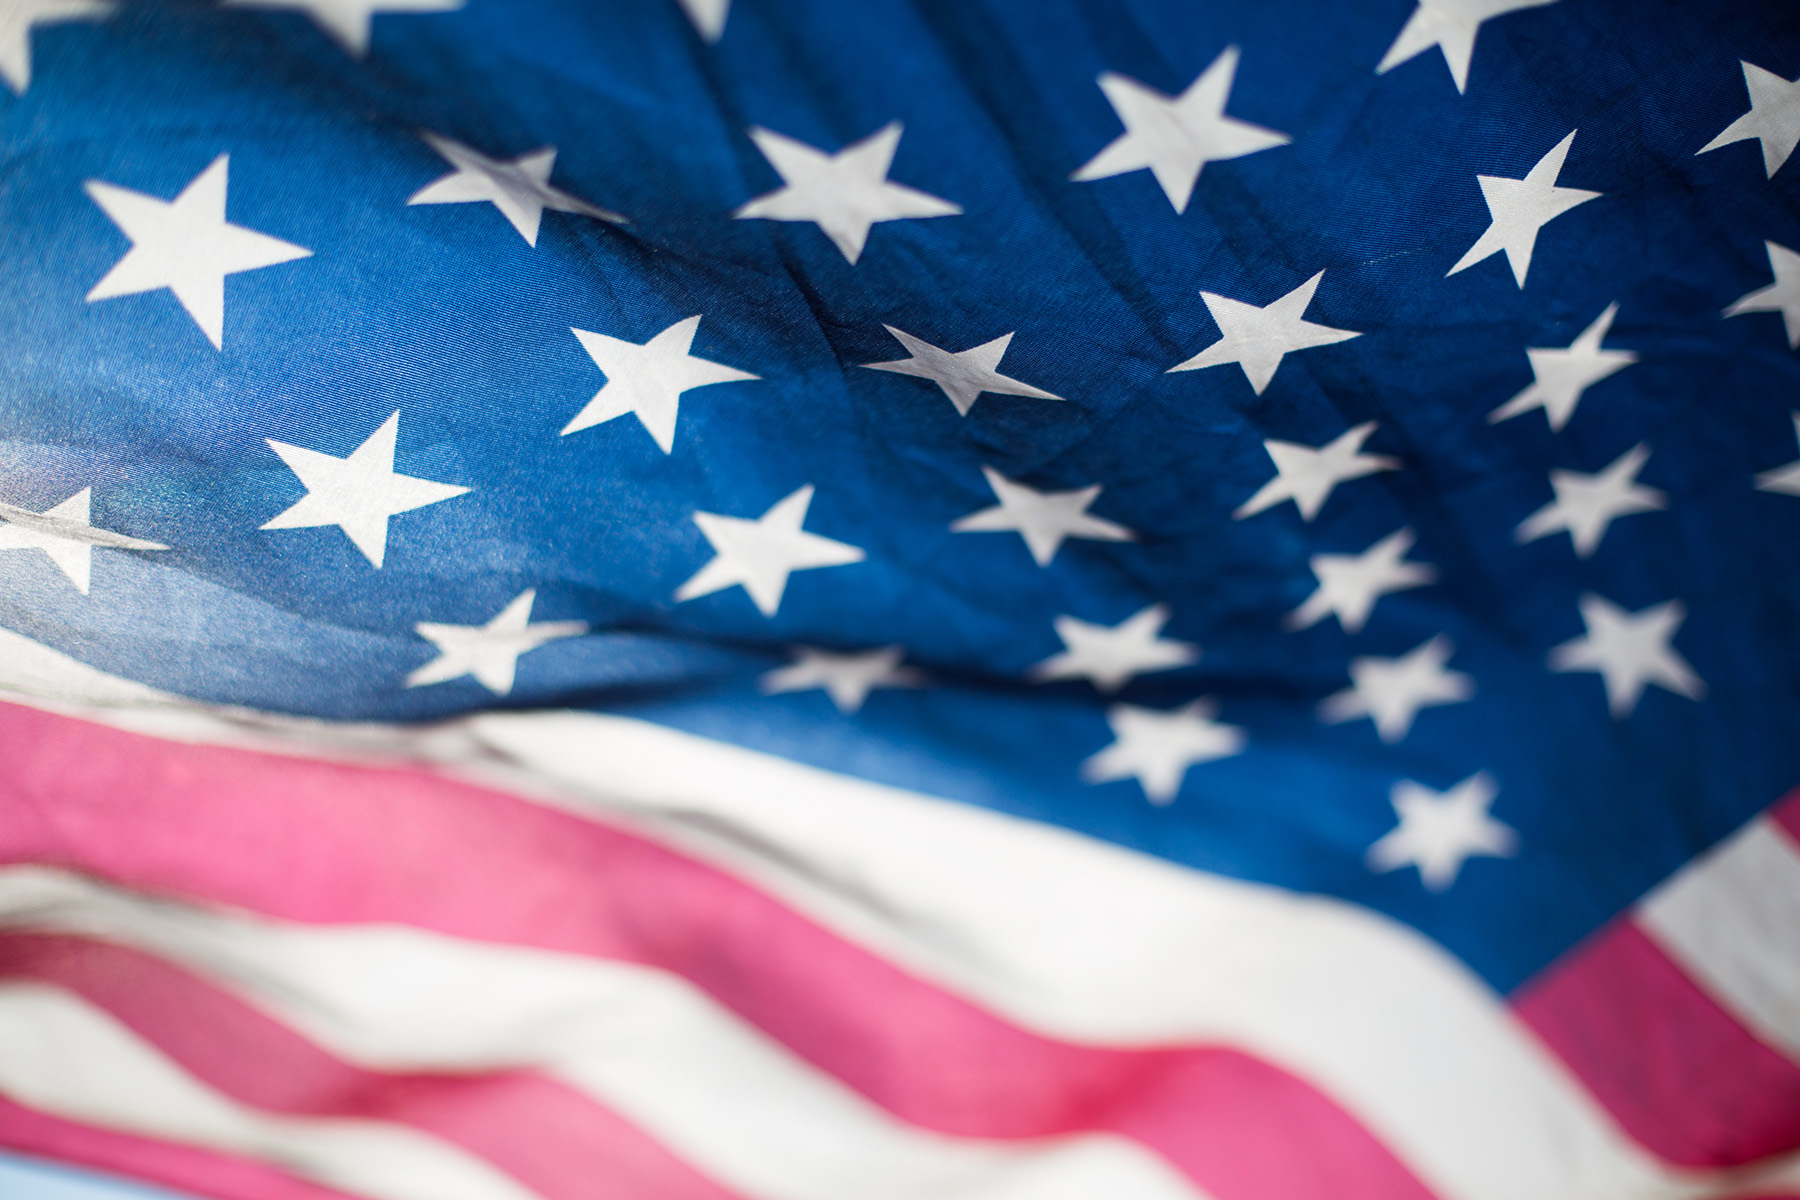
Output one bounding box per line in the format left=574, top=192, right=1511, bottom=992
left=675, top=485, right=865, bottom=617
left=1448, top=130, right=1600, bottom=287
left=407, top=588, right=586, bottom=696
left=1549, top=594, right=1704, bottom=717
left=1698, top=61, right=1800, bottom=179
left=1725, top=240, right=1800, bottom=348
left=1030, top=603, right=1199, bottom=693
left=1081, top=698, right=1245, bottom=805
left=1072, top=46, right=1289, bottom=213
left=0, top=0, right=112, bottom=94
left=861, top=326, right=1061, bottom=417
left=1169, top=270, right=1360, bottom=394
left=221, top=0, right=462, bottom=57
left=407, top=132, right=624, bottom=246
left=1516, top=442, right=1665, bottom=557
left=1287, top=527, right=1435, bottom=634
left=261, top=411, right=469, bottom=568
left=1376, top=0, right=1556, bottom=94
left=1489, top=302, right=1637, bottom=431
left=85, top=154, right=312, bottom=350
left=950, top=466, right=1134, bottom=566
left=1756, top=412, right=1800, bottom=496
left=1367, top=772, right=1517, bottom=892
left=563, top=316, right=758, bottom=453
left=1320, top=634, right=1474, bottom=742
left=0, top=487, right=167, bottom=594
left=676, top=0, right=728, bottom=42
left=760, top=645, right=922, bottom=713
left=1235, top=421, right=1399, bottom=521
left=734, top=123, right=960, bottom=264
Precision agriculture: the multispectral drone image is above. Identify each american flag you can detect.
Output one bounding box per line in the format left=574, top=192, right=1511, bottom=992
left=0, top=0, right=1798, bottom=1198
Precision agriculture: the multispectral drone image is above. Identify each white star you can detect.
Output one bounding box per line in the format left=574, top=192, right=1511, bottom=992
left=1549, top=594, right=1704, bottom=718
left=675, top=0, right=728, bottom=42
left=407, top=589, right=585, bottom=696
left=85, top=154, right=312, bottom=349
left=407, top=132, right=623, bottom=246
left=562, top=316, right=758, bottom=453
left=1168, top=270, right=1360, bottom=394
left=1489, top=302, right=1636, bottom=431
left=1081, top=699, right=1245, bottom=805
left=1375, top=0, right=1556, bottom=94
left=1698, top=61, right=1800, bottom=179
left=221, top=0, right=462, bottom=57
left=1367, top=773, right=1517, bottom=892
left=861, top=326, right=1061, bottom=417
left=0, top=487, right=168, bottom=594
left=1756, top=412, right=1800, bottom=496
left=1031, top=603, right=1198, bottom=693
left=760, top=645, right=922, bottom=713
left=676, top=485, right=865, bottom=618
left=1320, top=634, right=1474, bottom=743
left=950, top=466, right=1134, bottom=566
left=1235, top=421, right=1399, bottom=522
left=1287, top=528, right=1435, bottom=634
left=1725, top=240, right=1800, bottom=349
left=1072, top=46, right=1289, bottom=213
left=1448, top=130, right=1600, bottom=287
left=734, top=123, right=960, bottom=264
left=260, top=411, right=469, bottom=568
left=1516, top=442, right=1665, bottom=557
left=0, top=0, right=112, bottom=94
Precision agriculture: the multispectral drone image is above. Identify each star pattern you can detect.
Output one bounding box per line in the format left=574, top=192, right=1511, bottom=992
left=221, top=0, right=462, bottom=57
left=1169, top=271, right=1360, bottom=394
left=1287, top=528, right=1435, bottom=634
left=1081, top=699, right=1245, bottom=804
left=676, top=485, right=865, bottom=617
left=261, top=412, right=470, bottom=568
left=1489, top=302, right=1636, bottom=431
left=1448, top=130, right=1600, bottom=287
left=676, top=0, right=729, bottom=42
left=563, top=316, right=759, bottom=452
left=0, top=0, right=112, bottom=94
left=1698, top=60, right=1800, bottom=179
left=1320, top=635, right=1474, bottom=743
left=407, top=132, right=624, bottom=245
left=1756, top=413, right=1800, bottom=497
left=1725, top=240, right=1800, bottom=348
left=735, top=123, right=960, bottom=264
left=0, top=487, right=168, bottom=594
left=861, top=326, right=1061, bottom=417
left=1376, top=0, right=1557, bottom=94
left=85, top=154, right=312, bottom=349
left=950, top=467, right=1134, bottom=566
left=1235, top=422, right=1399, bottom=521
left=407, top=589, right=586, bottom=696
left=1030, top=603, right=1199, bottom=693
left=1549, top=594, right=1704, bottom=717
left=1515, top=443, right=1665, bottom=558
left=1072, top=46, right=1289, bottom=213
left=1367, top=772, right=1517, bottom=891
left=760, top=645, right=922, bottom=713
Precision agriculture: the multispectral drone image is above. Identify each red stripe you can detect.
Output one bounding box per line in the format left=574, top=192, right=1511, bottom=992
left=1513, top=919, right=1800, bottom=1166
left=0, top=932, right=738, bottom=1200
left=0, top=701, right=1437, bottom=1200
left=1766, top=787, right=1800, bottom=844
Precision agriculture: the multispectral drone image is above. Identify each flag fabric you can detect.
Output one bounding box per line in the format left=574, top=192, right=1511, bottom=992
left=0, top=0, right=1798, bottom=1198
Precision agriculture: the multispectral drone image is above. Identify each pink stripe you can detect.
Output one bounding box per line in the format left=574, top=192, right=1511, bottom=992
left=1513, top=919, right=1800, bottom=1166
left=0, top=1098, right=356, bottom=1200
left=0, top=932, right=739, bottom=1200
left=1766, top=788, right=1800, bottom=844
left=0, top=701, right=1437, bottom=1200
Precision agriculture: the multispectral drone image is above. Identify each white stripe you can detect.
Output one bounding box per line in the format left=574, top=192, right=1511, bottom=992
left=0, top=982, right=540, bottom=1200
left=0, top=867, right=1209, bottom=1200
left=1640, top=818, right=1800, bottom=1059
